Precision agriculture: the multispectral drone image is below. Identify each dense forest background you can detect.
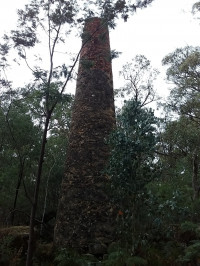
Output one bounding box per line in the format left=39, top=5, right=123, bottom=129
left=0, top=0, right=200, bottom=265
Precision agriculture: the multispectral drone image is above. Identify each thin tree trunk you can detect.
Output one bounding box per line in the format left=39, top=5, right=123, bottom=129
left=40, top=156, right=55, bottom=235
left=10, top=160, right=25, bottom=225
left=192, top=153, right=199, bottom=200
left=26, top=114, right=50, bottom=266
left=5, top=107, right=27, bottom=226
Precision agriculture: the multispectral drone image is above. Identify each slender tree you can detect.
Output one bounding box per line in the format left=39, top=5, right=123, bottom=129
left=158, top=46, right=200, bottom=200
left=115, top=55, right=159, bottom=106
left=0, top=89, right=41, bottom=225
left=162, top=46, right=200, bottom=122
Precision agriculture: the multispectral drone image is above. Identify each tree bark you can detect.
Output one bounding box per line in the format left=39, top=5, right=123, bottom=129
left=10, top=159, right=25, bottom=225
left=26, top=114, right=50, bottom=266
left=192, top=152, right=199, bottom=200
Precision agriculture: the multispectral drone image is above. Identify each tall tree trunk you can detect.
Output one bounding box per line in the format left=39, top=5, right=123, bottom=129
left=5, top=108, right=27, bottom=226
left=192, top=152, right=199, bottom=200
left=40, top=156, right=55, bottom=235
left=26, top=114, right=50, bottom=266
left=10, top=159, right=25, bottom=225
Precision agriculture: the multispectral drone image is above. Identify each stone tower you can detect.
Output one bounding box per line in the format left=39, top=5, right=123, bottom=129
left=54, top=17, right=116, bottom=255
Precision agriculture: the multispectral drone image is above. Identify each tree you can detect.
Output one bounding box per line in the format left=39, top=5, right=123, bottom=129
left=106, top=99, right=158, bottom=245
left=0, top=0, right=155, bottom=264
left=115, top=55, right=159, bottom=107
left=162, top=46, right=200, bottom=123
left=157, top=46, right=200, bottom=202
left=0, top=86, right=73, bottom=227
left=0, top=89, right=41, bottom=225
left=158, top=115, right=200, bottom=200
left=192, top=1, right=200, bottom=19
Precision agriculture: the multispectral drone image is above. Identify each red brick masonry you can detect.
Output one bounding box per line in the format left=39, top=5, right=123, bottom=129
left=54, top=17, right=116, bottom=255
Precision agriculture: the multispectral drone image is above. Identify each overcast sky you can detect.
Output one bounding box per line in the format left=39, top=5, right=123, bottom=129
left=0, top=0, right=199, bottom=107
left=110, top=0, right=199, bottom=99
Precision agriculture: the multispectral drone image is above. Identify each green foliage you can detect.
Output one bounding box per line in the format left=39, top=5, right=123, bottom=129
left=126, top=256, right=147, bottom=266
left=106, top=99, right=159, bottom=246
left=162, top=46, right=200, bottom=119
left=107, top=99, right=158, bottom=200
left=147, top=45, right=200, bottom=262
left=110, top=49, right=122, bottom=60
left=178, top=241, right=200, bottom=264
left=0, top=236, right=15, bottom=265
left=104, top=245, right=147, bottom=266
left=54, top=248, right=92, bottom=266
left=159, top=116, right=200, bottom=157
left=158, top=108, right=200, bottom=201
left=145, top=179, right=200, bottom=247
left=180, top=221, right=200, bottom=234
left=104, top=249, right=127, bottom=266
left=0, top=86, right=73, bottom=226
left=147, top=178, right=191, bottom=221
left=99, top=0, right=155, bottom=25
left=0, top=89, right=42, bottom=224
left=143, top=241, right=184, bottom=266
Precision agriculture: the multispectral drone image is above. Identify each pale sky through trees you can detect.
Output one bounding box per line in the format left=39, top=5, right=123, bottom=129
left=0, top=0, right=199, bottom=109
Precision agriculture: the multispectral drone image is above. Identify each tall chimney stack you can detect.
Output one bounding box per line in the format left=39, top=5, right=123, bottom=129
left=54, top=17, right=116, bottom=255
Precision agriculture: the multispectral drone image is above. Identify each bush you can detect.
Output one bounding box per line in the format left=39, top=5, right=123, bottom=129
left=54, top=248, right=96, bottom=266
left=178, top=241, right=200, bottom=264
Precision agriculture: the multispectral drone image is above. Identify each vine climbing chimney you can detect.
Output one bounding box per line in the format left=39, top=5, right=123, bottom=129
left=54, top=17, right=116, bottom=255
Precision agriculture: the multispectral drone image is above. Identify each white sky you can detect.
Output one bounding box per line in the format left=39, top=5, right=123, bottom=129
left=0, top=0, right=199, bottom=109
left=110, top=0, right=199, bottom=99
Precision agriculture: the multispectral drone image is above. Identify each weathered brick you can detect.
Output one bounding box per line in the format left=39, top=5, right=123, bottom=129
left=54, top=17, right=116, bottom=255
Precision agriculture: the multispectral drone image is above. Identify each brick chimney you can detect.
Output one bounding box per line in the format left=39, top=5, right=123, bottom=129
left=54, top=17, right=116, bottom=255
